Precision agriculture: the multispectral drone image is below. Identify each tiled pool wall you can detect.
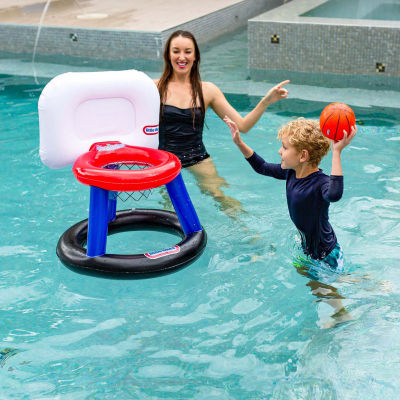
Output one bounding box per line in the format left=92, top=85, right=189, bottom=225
left=0, top=24, right=162, bottom=60
left=0, top=0, right=285, bottom=61
left=248, top=0, right=400, bottom=88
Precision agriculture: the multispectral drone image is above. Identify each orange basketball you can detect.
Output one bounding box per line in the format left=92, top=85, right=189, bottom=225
left=319, top=103, right=356, bottom=141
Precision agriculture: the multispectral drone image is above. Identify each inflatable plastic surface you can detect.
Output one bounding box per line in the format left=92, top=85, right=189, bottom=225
left=38, top=69, right=159, bottom=168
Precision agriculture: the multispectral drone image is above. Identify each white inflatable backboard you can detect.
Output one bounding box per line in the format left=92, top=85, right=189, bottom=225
left=38, top=69, right=160, bottom=168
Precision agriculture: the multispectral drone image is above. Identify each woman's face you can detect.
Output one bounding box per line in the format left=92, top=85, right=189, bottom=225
left=169, top=36, right=196, bottom=75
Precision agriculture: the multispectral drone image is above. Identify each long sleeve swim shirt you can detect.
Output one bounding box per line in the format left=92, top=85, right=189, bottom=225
left=246, top=152, right=343, bottom=259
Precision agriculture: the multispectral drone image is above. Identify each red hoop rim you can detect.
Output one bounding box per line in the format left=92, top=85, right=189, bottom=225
left=73, top=141, right=181, bottom=191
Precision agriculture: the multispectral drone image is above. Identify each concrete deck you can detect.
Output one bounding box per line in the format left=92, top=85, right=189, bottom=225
left=0, top=0, right=247, bottom=31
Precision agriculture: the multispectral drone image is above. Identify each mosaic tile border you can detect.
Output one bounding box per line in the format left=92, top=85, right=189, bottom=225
left=248, top=0, right=400, bottom=78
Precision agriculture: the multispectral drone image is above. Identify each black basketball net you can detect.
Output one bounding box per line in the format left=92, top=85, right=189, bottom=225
left=103, top=162, right=153, bottom=202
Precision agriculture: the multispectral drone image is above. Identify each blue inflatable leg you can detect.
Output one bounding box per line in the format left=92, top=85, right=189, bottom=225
left=108, top=191, right=117, bottom=222
left=166, top=173, right=202, bottom=235
left=105, top=164, right=118, bottom=222
left=87, top=186, right=109, bottom=257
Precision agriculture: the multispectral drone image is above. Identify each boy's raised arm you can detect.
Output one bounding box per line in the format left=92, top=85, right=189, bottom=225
left=331, top=126, right=357, bottom=176
left=224, top=116, right=254, bottom=159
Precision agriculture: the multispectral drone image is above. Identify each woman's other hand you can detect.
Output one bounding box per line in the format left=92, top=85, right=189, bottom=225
left=263, top=80, right=290, bottom=105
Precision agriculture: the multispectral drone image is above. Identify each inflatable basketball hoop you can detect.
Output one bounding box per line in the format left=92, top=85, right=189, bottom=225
left=38, top=70, right=206, bottom=277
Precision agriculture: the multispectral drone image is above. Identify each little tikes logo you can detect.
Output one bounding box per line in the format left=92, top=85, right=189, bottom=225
left=96, top=143, right=125, bottom=152
left=144, top=245, right=180, bottom=259
left=143, top=125, right=159, bottom=135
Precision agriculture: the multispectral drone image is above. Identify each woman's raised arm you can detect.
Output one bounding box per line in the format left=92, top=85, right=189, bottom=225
left=207, top=80, right=289, bottom=133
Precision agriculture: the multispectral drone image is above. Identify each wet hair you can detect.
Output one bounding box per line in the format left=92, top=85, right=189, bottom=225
left=277, top=118, right=331, bottom=167
left=157, top=30, right=205, bottom=124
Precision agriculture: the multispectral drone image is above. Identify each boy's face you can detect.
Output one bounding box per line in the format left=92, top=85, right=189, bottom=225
left=278, top=135, right=302, bottom=170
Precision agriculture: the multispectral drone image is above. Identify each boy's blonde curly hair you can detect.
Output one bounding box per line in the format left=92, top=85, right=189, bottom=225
left=277, top=118, right=331, bottom=167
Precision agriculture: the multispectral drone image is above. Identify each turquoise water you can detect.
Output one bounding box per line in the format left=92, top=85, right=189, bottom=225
left=1, top=27, right=400, bottom=399
left=1, top=72, right=400, bottom=399
left=302, top=0, right=400, bottom=21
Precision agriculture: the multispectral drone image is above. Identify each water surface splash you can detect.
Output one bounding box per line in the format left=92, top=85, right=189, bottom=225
left=32, top=0, right=52, bottom=84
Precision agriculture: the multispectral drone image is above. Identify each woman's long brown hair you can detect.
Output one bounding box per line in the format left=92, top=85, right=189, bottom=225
left=157, top=30, right=205, bottom=124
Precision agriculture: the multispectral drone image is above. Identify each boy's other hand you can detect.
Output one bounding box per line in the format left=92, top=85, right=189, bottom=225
left=224, top=116, right=241, bottom=144
left=332, top=125, right=357, bottom=153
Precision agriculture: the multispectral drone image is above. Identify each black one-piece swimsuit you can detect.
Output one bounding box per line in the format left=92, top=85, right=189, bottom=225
left=158, top=104, right=210, bottom=168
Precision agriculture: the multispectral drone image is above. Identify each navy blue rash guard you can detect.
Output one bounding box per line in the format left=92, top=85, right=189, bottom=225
left=246, top=152, right=344, bottom=260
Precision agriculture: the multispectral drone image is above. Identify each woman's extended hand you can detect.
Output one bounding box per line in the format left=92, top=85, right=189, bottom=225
left=332, top=125, right=357, bottom=153
left=224, top=115, right=241, bottom=144
left=263, top=80, right=290, bottom=105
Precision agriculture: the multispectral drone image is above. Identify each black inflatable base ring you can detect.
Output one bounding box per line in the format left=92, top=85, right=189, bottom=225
left=56, top=209, right=207, bottom=277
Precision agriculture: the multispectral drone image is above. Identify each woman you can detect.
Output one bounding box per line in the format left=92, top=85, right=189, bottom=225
left=154, top=30, right=288, bottom=218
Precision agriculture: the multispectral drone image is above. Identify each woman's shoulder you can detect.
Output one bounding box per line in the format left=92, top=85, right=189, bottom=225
left=202, top=81, right=223, bottom=102
left=153, top=78, right=159, bottom=85
left=202, top=81, right=219, bottom=91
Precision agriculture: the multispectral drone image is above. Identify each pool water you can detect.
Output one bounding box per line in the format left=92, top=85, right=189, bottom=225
left=1, top=33, right=400, bottom=400
left=302, top=0, right=400, bottom=21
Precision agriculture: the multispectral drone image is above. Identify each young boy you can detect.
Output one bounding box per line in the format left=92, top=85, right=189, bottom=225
left=224, top=115, right=357, bottom=273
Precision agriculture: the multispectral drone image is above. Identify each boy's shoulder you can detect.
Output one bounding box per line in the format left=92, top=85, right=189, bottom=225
left=314, top=169, right=330, bottom=183
left=288, top=169, right=330, bottom=186
left=287, top=169, right=328, bottom=180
